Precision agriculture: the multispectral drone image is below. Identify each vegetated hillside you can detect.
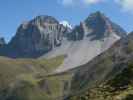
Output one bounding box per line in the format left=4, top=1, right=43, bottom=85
left=68, top=32, right=133, bottom=100
left=0, top=55, right=71, bottom=100
left=69, top=62, right=133, bottom=100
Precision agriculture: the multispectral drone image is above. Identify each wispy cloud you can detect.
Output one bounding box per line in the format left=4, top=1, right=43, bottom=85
left=61, top=0, right=74, bottom=6
left=115, top=0, right=133, bottom=13
left=58, top=0, right=104, bottom=6
left=83, top=0, right=104, bottom=5
left=58, top=0, right=133, bottom=14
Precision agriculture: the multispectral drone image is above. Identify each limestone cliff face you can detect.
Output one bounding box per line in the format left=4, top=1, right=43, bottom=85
left=8, top=15, right=69, bottom=58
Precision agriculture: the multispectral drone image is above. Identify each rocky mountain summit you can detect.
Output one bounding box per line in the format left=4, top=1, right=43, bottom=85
left=2, top=15, right=70, bottom=58
left=68, top=11, right=126, bottom=41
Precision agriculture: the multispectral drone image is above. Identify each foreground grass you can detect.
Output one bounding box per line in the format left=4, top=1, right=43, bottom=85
left=0, top=55, right=68, bottom=100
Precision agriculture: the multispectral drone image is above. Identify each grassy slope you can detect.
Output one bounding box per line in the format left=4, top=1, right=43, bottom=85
left=0, top=55, right=70, bottom=100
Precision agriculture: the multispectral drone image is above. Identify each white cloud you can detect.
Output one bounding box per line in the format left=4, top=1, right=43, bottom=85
left=59, top=0, right=103, bottom=6
left=115, top=0, right=133, bottom=12
left=83, top=0, right=103, bottom=4
left=61, top=0, right=74, bottom=6
left=59, top=0, right=133, bottom=14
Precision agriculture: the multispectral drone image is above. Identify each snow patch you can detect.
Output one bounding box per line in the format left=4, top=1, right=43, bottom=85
left=60, top=20, right=73, bottom=29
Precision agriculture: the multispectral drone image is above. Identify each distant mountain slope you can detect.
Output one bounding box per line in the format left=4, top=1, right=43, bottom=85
left=68, top=32, right=133, bottom=100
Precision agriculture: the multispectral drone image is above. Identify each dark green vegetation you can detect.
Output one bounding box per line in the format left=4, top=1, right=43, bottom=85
left=69, top=62, right=133, bottom=100
left=124, top=94, right=133, bottom=100
left=109, top=62, right=133, bottom=90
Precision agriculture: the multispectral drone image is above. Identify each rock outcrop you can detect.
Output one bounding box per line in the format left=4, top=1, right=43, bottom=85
left=7, top=15, right=70, bottom=58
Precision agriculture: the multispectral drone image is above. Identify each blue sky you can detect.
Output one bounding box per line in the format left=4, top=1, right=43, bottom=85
left=0, top=0, right=133, bottom=42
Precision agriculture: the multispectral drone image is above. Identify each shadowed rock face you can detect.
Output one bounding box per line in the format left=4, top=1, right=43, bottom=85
left=85, top=12, right=126, bottom=39
left=67, top=23, right=84, bottom=41
left=0, top=37, right=6, bottom=47
left=6, top=15, right=69, bottom=58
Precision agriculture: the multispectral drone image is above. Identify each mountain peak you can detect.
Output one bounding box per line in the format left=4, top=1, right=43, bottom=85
left=31, top=15, right=59, bottom=24
left=6, top=15, right=70, bottom=58
left=90, top=11, right=104, bottom=17
left=83, top=11, right=126, bottom=40
left=86, top=11, right=105, bottom=20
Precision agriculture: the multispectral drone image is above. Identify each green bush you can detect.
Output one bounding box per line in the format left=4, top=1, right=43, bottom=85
left=109, top=63, right=133, bottom=90
left=124, top=94, right=133, bottom=100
